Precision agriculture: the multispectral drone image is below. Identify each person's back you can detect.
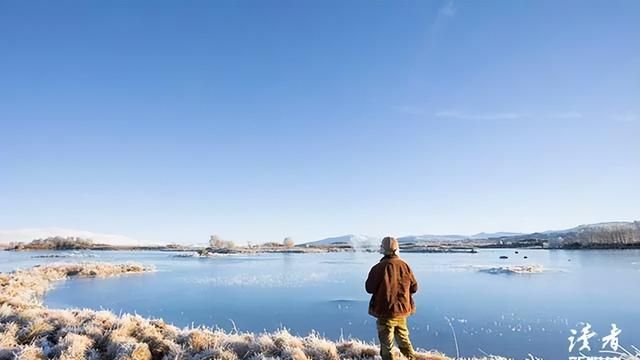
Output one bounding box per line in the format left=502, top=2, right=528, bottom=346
left=365, top=236, right=418, bottom=360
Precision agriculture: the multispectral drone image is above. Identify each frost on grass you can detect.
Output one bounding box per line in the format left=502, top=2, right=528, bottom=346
left=0, top=262, right=149, bottom=309
left=0, top=263, right=506, bottom=360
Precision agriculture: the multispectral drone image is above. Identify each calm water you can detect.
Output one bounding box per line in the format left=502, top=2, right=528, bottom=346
left=2, top=249, right=639, bottom=359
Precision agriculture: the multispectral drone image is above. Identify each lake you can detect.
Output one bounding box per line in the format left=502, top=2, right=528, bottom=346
left=2, top=249, right=639, bottom=359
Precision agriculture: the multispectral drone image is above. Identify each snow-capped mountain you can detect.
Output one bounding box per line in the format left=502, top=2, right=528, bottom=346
left=304, top=234, right=379, bottom=247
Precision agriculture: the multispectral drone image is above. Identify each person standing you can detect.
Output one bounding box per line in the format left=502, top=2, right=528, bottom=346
left=365, top=236, right=418, bottom=360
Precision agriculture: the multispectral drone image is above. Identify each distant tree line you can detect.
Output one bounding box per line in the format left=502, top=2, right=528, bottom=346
left=9, top=236, right=95, bottom=250
left=552, top=222, right=640, bottom=248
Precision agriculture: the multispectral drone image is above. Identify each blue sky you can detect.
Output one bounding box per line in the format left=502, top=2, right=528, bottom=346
left=1, top=0, right=638, bottom=245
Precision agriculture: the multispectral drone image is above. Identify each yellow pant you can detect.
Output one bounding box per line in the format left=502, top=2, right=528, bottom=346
left=376, top=317, right=416, bottom=360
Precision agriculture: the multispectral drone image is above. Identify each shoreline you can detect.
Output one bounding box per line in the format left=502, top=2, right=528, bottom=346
left=0, top=262, right=506, bottom=360
left=5, top=244, right=640, bottom=255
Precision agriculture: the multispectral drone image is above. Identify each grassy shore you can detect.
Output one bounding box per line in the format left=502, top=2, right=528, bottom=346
left=0, top=263, right=507, bottom=360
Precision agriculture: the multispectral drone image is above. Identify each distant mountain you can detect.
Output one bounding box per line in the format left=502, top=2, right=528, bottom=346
left=306, top=232, right=525, bottom=246
left=398, top=232, right=524, bottom=243
left=469, top=232, right=523, bottom=239
left=307, top=232, right=528, bottom=246
left=304, top=221, right=640, bottom=249
left=304, top=234, right=379, bottom=247
left=398, top=234, right=467, bottom=243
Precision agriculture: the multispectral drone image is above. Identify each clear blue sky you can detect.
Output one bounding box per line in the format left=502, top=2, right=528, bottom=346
left=1, top=0, right=638, bottom=244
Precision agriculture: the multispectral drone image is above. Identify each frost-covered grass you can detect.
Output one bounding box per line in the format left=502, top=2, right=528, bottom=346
left=0, top=263, right=508, bottom=360
left=0, top=263, right=149, bottom=309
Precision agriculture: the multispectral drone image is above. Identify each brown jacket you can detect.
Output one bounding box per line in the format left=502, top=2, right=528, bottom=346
left=365, top=254, right=418, bottom=318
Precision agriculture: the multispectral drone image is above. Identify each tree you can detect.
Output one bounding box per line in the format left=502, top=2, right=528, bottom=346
left=209, top=234, right=235, bottom=249
left=209, top=234, right=224, bottom=248
left=283, top=237, right=295, bottom=248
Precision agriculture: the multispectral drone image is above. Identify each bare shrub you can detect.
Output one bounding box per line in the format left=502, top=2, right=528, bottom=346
left=283, top=237, right=295, bottom=248
left=209, top=235, right=235, bottom=249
